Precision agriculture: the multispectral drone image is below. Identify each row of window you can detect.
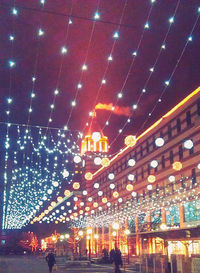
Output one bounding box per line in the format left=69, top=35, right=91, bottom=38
left=95, top=100, right=200, bottom=185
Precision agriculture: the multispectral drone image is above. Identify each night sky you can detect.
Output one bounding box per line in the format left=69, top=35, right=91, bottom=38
left=0, top=0, right=200, bottom=233
left=0, top=0, right=199, bottom=152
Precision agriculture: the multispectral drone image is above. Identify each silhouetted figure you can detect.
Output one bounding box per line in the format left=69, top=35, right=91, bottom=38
left=113, top=248, right=123, bottom=273
left=102, top=248, right=109, bottom=262
left=45, top=252, right=56, bottom=273
left=110, top=249, right=115, bottom=263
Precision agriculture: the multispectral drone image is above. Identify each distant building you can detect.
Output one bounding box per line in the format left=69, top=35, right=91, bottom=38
left=81, top=86, right=200, bottom=257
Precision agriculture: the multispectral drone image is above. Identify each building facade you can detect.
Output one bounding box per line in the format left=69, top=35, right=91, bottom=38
left=83, top=87, right=200, bottom=258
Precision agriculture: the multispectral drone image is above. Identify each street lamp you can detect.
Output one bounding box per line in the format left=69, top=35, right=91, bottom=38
left=94, top=234, right=99, bottom=257
left=87, top=229, right=93, bottom=261
left=112, top=222, right=120, bottom=248
left=125, top=229, right=130, bottom=264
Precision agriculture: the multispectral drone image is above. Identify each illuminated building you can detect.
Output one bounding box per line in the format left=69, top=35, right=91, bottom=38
left=81, top=111, right=109, bottom=195
left=82, top=87, right=200, bottom=257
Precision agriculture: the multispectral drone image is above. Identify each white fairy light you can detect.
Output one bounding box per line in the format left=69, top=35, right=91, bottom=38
left=82, top=64, right=88, bottom=71
left=94, top=11, right=100, bottom=20
left=128, top=159, right=136, bottom=167
left=61, top=47, right=67, bottom=54
left=38, top=28, right=44, bottom=36
left=71, top=100, right=76, bottom=107
left=108, top=54, right=113, bottom=61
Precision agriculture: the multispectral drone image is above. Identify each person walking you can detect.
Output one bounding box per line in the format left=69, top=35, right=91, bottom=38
left=45, top=251, right=56, bottom=273
left=113, top=248, right=123, bottom=273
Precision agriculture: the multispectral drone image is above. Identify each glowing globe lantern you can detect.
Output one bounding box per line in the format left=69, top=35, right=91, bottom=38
left=184, top=139, right=193, bottom=149
left=124, top=135, right=137, bottom=147
left=93, top=202, right=98, bottom=208
left=64, top=190, right=71, bottom=197
left=113, top=191, right=119, bottom=198
left=112, top=222, right=120, bottom=230
left=131, top=191, right=137, bottom=197
left=57, top=196, right=63, bottom=202
left=173, top=161, right=182, bottom=171
left=109, top=183, right=115, bottom=189
left=63, top=169, right=69, bottom=178
left=79, top=210, right=83, bottom=214
left=85, top=172, right=93, bottom=180
left=73, top=182, right=80, bottom=190
left=85, top=206, right=90, bottom=211
left=126, top=184, right=133, bottom=191
left=168, top=175, right=175, bottom=183
left=92, top=132, right=101, bottom=142
left=74, top=155, right=82, bottom=163
left=94, top=157, right=102, bottom=165
left=147, top=184, right=153, bottom=190
left=150, top=160, right=158, bottom=168
left=102, top=197, right=108, bottom=203
left=155, top=137, right=165, bottom=147
left=48, top=206, right=53, bottom=211
left=101, top=157, right=110, bottom=167
left=128, top=174, right=135, bottom=181
left=148, top=175, right=156, bottom=183
left=128, top=158, right=136, bottom=167
left=51, top=201, right=56, bottom=207
left=108, top=173, right=115, bottom=180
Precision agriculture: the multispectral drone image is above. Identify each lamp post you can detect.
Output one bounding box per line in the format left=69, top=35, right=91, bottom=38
left=87, top=228, right=92, bottom=261
left=112, top=222, right=120, bottom=248
left=125, top=229, right=130, bottom=264
left=94, top=234, right=99, bottom=257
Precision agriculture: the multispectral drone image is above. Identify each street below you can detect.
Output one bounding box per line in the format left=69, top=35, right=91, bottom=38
left=0, top=256, right=136, bottom=273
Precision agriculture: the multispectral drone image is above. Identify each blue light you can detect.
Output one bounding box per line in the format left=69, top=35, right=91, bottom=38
left=12, top=8, right=18, bottom=15
left=113, top=31, right=119, bottom=39
left=94, top=11, right=100, bottom=20
left=9, top=60, right=15, bottom=67
left=188, top=36, right=193, bottom=42
left=144, top=22, right=150, bottom=29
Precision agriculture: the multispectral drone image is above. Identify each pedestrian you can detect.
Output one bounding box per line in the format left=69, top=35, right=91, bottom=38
left=110, top=248, right=115, bottom=263
left=45, top=251, right=56, bottom=273
left=113, top=248, right=123, bottom=273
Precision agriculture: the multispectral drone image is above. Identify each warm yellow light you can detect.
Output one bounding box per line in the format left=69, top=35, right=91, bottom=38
left=93, top=202, right=98, bottom=208
left=101, top=157, right=110, bottom=167
left=112, top=222, right=120, bottom=230
left=85, top=206, right=90, bottom=211
left=85, top=172, right=93, bottom=180
left=44, top=210, right=49, bottom=215
left=160, top=223, right=167, bottom=230
left=52, top=236, right=56, bottom=241
left=113, top=191, right=119, bottom=198
left=102, top=197, right=108, bottom=203
left=148, top=175, right=156, bottom=183
left=125, top=229, right=130, bottom=235
left=126, top=184, right=133, bottom=191
left=94, top=234, right=99, bottom=239
left=51, top=201, right=56, bottom=207
left=48, top=206, right=53, bottom=211
left=78, top=230, right=83, bottom=236
left=79, top=210, right=84, bottom=214
left=55, top=220, right=58, bottom=224
left=172, top=161, right=182, bottom=171
left=74, top=212, right=78, bottom=217
left=124, top=135, right=137, bottom=147
left=57, top=196, right=63, bottom=202
left=87, top=228, right=92, bottom=235
left=73, top=182, right=80, bottom=190
left=64, top=190, right=71, bottom=197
